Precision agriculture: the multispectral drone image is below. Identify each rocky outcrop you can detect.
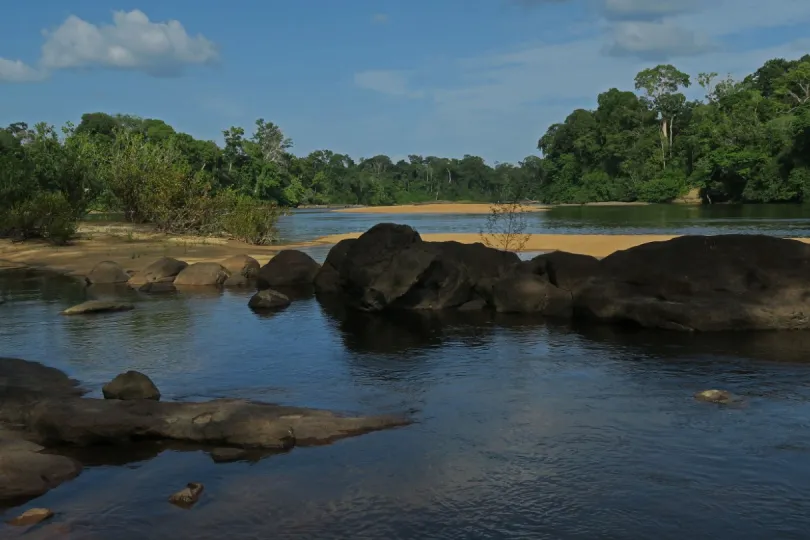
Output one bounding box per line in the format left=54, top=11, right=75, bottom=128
left=257, top=250, right=321, bottom=289
left=127, top=257, right=188, bottom=287
left=574, top=235, right=810, bottom=331
left=336, top=223, right=520, bottom=311
left=174, top=262, right=230, bottom=287
left=248, top=289, right=291, bottom=311
left=517, top=251, right=600, bottom=293
left=86, top=261, right=130, bottom=285
left=102, top=371, right=161, bottom=401
left=489, top=274, right=573, bottom=315
left=62, top=300, right=134, bottom=315
left=314, top=239, right=356, bottom=295
left=222, top=254, right=261, bottom=278
left=0, top=357, right=409, bottom=504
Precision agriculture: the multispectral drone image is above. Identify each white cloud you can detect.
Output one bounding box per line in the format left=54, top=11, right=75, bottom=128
left=602, top=0, right=703, bottom=20
left=0, top=58, right=46, bottom=82
left=0, top=9, right=217, bottom=83
left=354, top=70, right=424, bottom=98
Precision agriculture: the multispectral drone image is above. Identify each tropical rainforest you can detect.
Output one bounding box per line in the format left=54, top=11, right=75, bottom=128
left=1, top=54, right=809, bottom=244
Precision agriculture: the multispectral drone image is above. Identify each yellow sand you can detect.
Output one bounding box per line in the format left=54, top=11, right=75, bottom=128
left=332, top=203, right=549, bottom=214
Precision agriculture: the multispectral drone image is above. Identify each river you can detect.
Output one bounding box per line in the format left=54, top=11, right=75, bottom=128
left=3, top=205, right=810, bottom=539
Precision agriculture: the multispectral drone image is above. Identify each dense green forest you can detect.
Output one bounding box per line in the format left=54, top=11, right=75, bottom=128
left=2, top=54, right=809, bottom=244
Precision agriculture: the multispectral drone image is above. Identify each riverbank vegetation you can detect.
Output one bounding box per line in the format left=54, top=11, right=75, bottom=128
left=2, top=54, right=809, bottom=245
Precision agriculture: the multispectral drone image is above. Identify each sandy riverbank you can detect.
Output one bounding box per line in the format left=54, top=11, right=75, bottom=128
left=0, top=223, right=335, bottom=278
left=332, top=203, right=549, bottom=215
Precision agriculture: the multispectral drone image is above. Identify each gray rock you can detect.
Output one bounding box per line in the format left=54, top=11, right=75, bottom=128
left=222, top=254, right=261, bottom=278
left=248, top=289, right=291, bottom=311
left=128, top=257, right=188, bottom=286
left=694, top=389, right=737, bottom=404
left=86, top=261, right=130, bottom=285
left=0, top=451, right=82, bottom=502
left=61, top=300, right=134, bottom=315
left=257, top=250, right=321, bottom=288
left=102, top=371, right=161, bottom=401
left=490, top=274, right=573, bottom=316
left=223, top=275, right=252, bottom=288
left=174, top=262, right=230, bottom=287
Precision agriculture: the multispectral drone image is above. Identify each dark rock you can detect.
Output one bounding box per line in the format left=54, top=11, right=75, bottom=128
left=574, top=235, right=810, bottom=331
left=138, top=281, right=176, bottom=294
left=86, top=261, right=130, bottom=285
left=248, top=289, right=291, bottom=311
left=0, top=451, right=82, bottom=502
left=169, top=482, right=204, bottom=508
left=457, top=298, right=487, bottom=311
left=61, top=301, right=134, bottom=315
left=313, top=239, right=356, bottom=295
left=210, top=447, right=248, bottom=463
left=102, top=371, right=161, bottom=401
left=337, top=223, right=519, bottom=311
left=7, top=507, right=54, bottom=526
left=490, top=274, right=573, bottom=315
left=257, top=250, right=321, bottom=288
left=174, top=262, right=229, bottom=287
left=222, top=254, right=261, bottom=278
left=518, top=251, right=600, bottom=293
left=127, top=257, right=188, bottom=287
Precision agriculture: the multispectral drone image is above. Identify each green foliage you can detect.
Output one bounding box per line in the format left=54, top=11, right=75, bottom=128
left=4, top=192, right=77, bottom=244
left=216, top=191, right=284, bottom=245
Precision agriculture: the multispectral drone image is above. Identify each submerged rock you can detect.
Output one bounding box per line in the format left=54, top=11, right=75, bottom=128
left=210, top=447, right=248, bottom=463
left=61, top=300, right=134, bottom=315
left=169, top=482, right=204, bottom=508
left=7, top=507, right=54, bottom=526
left=694, top=389, right=737, bottom=404
left=174, top=262, right=229, bottom=287
left=86, top=261, right=130, bottom=285
left=248, top=289, right=291, bottom=311
left=102, top=371, right=161, bottom=401
left=257, top=250, right=321, bottom=288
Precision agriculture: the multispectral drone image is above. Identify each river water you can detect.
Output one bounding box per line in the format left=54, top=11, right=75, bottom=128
left=3, top=205, right=810, bottom=539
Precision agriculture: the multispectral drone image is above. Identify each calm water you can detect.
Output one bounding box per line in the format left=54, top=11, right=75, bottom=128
left=275, top=204, right=810, bottom=243
left=3, top=264, right=810, bottom=539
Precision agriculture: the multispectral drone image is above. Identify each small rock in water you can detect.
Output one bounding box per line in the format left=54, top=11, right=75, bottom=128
left=210, top=447, right=248, bottom=463
left=169, top=482, right=204, bottom=508
left=7, top=507, right=54, bottom=526
left=694, top=389, right=736, bottom=404
left=248, top=288, right=291, bottom=311
left=61, top=300, right=134, bottom=316
left=102, top=370, right=161, bottom=401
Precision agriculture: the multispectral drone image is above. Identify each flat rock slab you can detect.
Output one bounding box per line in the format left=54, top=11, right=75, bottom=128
left=7, top=507, right=54, bottom=526
left=61, top=301, right=134, bottom=316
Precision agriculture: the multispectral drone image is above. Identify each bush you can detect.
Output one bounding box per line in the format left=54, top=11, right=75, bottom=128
left=216, top=191, right=283, bottom=245
left=3, top=192, right=78, bottom=244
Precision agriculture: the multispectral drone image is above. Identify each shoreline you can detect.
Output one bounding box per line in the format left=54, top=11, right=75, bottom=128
left=332, top=203, right=549, bottom=215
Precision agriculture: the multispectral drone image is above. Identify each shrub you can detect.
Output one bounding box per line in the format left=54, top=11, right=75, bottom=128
left=216, top=191, right=283, bottom=245
left=3, top=192, right=78, bottom=244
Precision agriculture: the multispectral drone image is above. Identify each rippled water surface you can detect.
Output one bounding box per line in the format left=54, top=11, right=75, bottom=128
left=275, top=204, right=810, bottom=242
left=3, top=266, right=810, bottom=540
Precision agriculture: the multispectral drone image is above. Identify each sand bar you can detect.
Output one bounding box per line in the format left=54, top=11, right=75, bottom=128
left=332, top=203, right=549, bottom=215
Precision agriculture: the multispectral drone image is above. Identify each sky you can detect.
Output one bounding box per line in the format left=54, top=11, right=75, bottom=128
left=1, top=0, right=809, bottom=164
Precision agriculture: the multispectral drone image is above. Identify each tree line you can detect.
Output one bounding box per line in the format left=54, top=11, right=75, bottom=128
left=2, top=53, right=809, bottom=244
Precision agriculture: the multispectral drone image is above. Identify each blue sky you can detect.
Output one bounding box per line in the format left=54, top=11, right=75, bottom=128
left=1, top=0, right=809, bottom=163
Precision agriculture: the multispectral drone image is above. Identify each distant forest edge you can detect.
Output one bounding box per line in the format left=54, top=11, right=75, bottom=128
left=2, top=53, right=810, bottom=223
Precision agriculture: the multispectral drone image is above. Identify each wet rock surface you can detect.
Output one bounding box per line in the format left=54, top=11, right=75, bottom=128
left=61, top=300, right=134, bottom=316
left=85, top=261, right=130, bottom=285
left=174, top=263, right=230, bottom=287
left=0, top=357, right=410, bottom=504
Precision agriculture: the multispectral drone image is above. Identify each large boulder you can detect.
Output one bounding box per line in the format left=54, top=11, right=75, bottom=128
left=127, top=257, right=188, bottom=286
left=222, top=254, right=261, bottom=278
left=489, top=274, right=573, bottom=316
left=86, top=261, right=130, bottom=285
left=574, top=234, right=810, bottom=331
left=337, top=223, right=519, bottom=311
left=0, top=448, right=82, bottom=502
left=257, top=250, right=321, bottom=288
left=174, top=262, right=229, bottom=287
left=518, top=251, right=600, bottom=293
left=102, top=371, right=161, bottom=401
left=313, top=239, right=357, bottom=295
